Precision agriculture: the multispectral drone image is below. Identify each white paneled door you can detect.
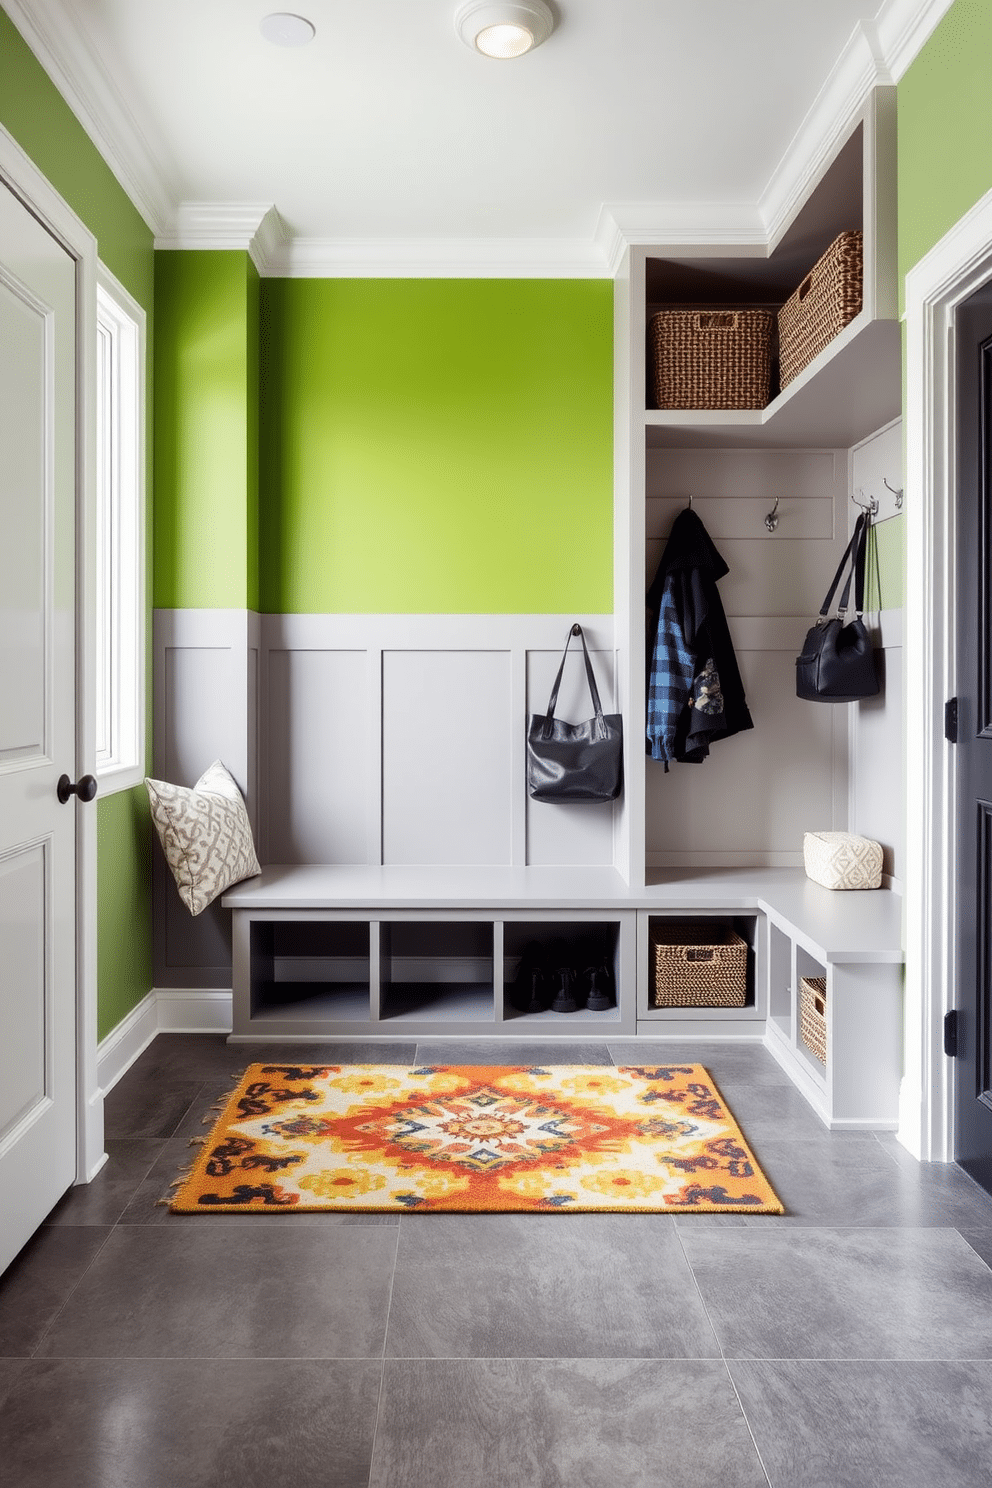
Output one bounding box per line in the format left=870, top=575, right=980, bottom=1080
left=0, top=179, right=79, bottom=1273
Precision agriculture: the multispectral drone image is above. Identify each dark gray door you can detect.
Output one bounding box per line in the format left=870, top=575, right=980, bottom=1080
left=954, top=282, right=992, bottom=1193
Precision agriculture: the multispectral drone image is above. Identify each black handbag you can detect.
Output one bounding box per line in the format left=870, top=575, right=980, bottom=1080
left=796, top=511, right=880, bottom=703
left=527, top=624, right=623, bottom=803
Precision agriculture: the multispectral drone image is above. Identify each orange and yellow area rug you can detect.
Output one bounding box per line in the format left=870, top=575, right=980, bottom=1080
left=169, top=1063, right=784, bottom=1215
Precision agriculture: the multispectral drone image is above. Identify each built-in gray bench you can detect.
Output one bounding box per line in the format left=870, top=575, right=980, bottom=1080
left=223, top=864, right=904, bottom=1131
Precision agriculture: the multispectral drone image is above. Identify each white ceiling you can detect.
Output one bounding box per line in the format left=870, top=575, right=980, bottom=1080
left=4, top=0, right=952, bottom=273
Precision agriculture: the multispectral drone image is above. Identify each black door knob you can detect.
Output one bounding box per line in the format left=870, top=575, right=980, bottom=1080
left=57, top=773, right=98, bottom=805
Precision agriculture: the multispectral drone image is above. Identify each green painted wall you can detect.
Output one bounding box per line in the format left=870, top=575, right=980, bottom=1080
left=96, top=790, right=154, bottom=1040
left=0, top=11, right=151, bottom=307
left=1, top=8, right=154, bottom=1040
left=881, top=0, right=992, bottom=614
left=866, top=517, right=904, bottom=611
left=259, top=278, right=613, bottom=613
left=897, top=0, right=992, bottom=288
left=154, top=251, right=259, bottom=609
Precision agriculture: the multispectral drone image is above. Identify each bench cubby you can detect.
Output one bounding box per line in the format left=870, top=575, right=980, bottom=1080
left=224, top=865, right=903, bottom=1128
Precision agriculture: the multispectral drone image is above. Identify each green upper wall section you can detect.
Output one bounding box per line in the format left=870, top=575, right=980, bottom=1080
left=898, top=0, right=992, bottom=284
left=259, top=278, right=613, bottom=614
left=0, top=9, right=152, bottom=308
left=154, top=251, right=260, bottom=609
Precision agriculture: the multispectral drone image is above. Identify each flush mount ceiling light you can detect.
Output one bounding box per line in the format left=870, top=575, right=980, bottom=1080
left=455, top=0, right=554, bottom=59
left=260, top=12, right=316, bottom=46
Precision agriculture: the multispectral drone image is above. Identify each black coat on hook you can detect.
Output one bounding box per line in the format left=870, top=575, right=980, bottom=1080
left=646, top=508, right=754, bottom=769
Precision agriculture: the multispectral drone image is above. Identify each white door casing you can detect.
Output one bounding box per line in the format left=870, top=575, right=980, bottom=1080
left=903, top=184, right=992, bottom=1163
left=0, top=124, right=102, bottom=1277
left=0, top=175, right=79, bottom=1268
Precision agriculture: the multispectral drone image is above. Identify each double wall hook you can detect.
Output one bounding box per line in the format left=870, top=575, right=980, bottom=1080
left=883, top=476, right=904, bottom=511
left=764, top=497, right=780, bottom=533
left=853, top=488, right=879, bottom=517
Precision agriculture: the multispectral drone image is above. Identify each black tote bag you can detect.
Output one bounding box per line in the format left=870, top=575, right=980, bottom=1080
left=527, top=624, right=623, bottom=803
left=796, top=512, right=880, bottom=703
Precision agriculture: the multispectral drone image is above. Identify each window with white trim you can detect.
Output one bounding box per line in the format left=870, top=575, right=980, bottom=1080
left=95, top=267, right=145, bottom=792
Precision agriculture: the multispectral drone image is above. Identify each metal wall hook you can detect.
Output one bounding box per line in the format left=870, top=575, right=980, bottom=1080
left=853, top=488, right=879, bottom=517
left=764, top=497, right=780, bottom=533
left=685, top=494, right=693, bottom=510
left=883, top=476, right=904, bottom=510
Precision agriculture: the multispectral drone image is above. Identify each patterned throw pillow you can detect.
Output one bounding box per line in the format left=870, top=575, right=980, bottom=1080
left=145, top=760, right=261, bottom=916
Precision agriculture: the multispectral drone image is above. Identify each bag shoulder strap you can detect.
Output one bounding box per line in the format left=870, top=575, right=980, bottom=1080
left=852, top=511, right=870, bottom=617
left=544, top=624, right=605, bottom=726
left=819, top=513, right=867, bottom=618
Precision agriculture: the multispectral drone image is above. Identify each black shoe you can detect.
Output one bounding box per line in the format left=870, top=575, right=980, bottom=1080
left=509, top=941, right=551, bottom=1014
left=550, top=964, right=579, bottom=1014
left=584, top=960, right=616, bottom=1012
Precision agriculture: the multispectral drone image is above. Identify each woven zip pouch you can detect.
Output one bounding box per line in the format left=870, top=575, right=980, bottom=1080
left=803, top=831, right=881, bottom=890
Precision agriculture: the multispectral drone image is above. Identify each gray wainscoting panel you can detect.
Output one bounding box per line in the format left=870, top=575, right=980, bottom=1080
left=266, top=647, right=371, bottom=865
left=645, top=447, right=849, bottom=617
left=382, top=649, right=513, bottom=867
left=155, top=612, right=617, bottom=985
left=525, top=635, right=618, bottom=868
left=152, top=611, right=257, bottom=988
left=851, top=609, right=904, bottom=886
left=645, top=620, right=845, bottom=868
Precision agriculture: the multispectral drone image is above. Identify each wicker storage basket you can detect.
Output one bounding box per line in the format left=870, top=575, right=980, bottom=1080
left=648, top=309, right=774, bottom=410
left=799, top=975, right=828, bottom=1065
left=778, top=231, right=863, bottom=389
left=650, top=922, right=748, bottom=1008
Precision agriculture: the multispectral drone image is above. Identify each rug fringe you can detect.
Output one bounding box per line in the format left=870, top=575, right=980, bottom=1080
left=168, top=1162, right=196, bottom=1190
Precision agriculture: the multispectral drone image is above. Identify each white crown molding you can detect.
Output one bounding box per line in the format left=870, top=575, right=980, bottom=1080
left=875, top=0, right=956, bottom=82
left=760, top=3, right=955, bottom=247
left=154, top=202, right=286, bottom=275
left=596, top=203, right=767, bottom=273
left=261, top=235, right=613, bottom=278
left=6, top=0, right=951, bottom=276
left=156, top=218, right=612, bottom=277
left=2, top=0, right=176, bottom=234
left=759, top=21, right=889, bottom=251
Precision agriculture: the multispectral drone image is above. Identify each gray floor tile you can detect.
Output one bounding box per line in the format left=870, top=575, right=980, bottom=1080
left=36, top=1225, right=398, bottom=1359
left=143, top=1034, right=418, bottom=1078
left=959, top=1228, right=992, bottom=1269
left=0, top=1358, right=27, bottom=1407
left=0, top=1225, right=112, bottom=1357
left=872, top=1143, right=992, bottom=1223
left=730, top=1358, right=992, bottom=1488
left=370, top=1357, right=767, bottom=1488
left=728, top=1135, right=952, bottom=1226
left=171, top=1078, right=240, bottom=1137
left=412, top=1040, right=614, bottom=1066
left=385, top=1214, right=721, bottom=1359
left=681, top=1226, right=992, bottom=1359
left=103, top=1070, right=205, bottom=1138
left=43, top=1139, right=166, bottom=1226
left=0, top=1357, right=381, bottom=1488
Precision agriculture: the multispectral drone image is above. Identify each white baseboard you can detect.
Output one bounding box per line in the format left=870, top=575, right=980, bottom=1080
left=96, top=987, right=233, bottom=1094
left=155, top=987, right=233, bottom=1034
left=96, top=989, right=160, bottom=1094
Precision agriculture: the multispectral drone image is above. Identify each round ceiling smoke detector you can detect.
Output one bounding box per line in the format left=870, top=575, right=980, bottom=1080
left=455, top=1, right=554, bottom=59
left=260, top=12, right=316, bottom=47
